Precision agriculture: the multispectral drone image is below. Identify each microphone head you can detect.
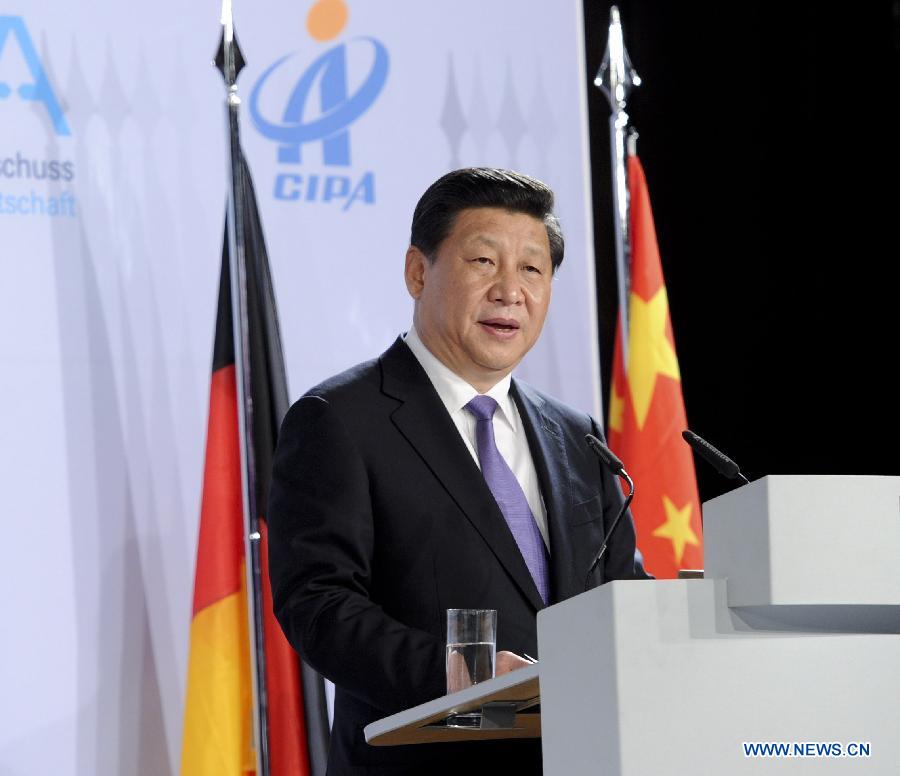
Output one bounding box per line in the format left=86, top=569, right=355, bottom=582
left=585, top=433, right=625, bottom=475
left=682, top=429, right=741, bottom=479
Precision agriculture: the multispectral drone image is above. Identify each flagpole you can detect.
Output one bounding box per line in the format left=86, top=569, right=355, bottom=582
left=214, top=2, right=270, bottom=774
left=594, top=5, right=641, bottom=370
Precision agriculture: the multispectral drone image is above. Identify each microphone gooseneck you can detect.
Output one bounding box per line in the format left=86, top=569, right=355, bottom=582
left=584, top=434, right=634, bottom=591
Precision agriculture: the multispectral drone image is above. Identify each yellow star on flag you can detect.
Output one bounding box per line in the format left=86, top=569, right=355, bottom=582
left=627, top=287, right=680, bottom=429
left=652, top=495, right=699, bottom=566
left=608, top=383, right=625, bottom=433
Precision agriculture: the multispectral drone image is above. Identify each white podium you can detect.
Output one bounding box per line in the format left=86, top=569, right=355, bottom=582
left=367, top=475, right=900, bottom=774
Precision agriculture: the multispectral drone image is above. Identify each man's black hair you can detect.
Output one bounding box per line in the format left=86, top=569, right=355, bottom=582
left=410, top=167, right=564, bottom=271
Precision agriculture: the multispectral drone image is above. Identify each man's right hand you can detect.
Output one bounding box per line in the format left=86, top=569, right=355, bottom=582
left=495, top=650, right=532, bottom=676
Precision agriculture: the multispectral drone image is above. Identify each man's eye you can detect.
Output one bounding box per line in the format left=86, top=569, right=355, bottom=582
left=473, top=257, right=494, bottom=265
left=524, top=265, right=542, bottom=274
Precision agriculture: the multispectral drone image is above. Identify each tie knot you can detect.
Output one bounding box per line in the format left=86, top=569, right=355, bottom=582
left=465, top=394, right=498, bottom=422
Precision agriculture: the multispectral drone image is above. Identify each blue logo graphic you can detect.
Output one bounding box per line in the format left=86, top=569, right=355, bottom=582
left=0, top=16, right=70, bottom=136
left=250, top=37, right=388, bottom=167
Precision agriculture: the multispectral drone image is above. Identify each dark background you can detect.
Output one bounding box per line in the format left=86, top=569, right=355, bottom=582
left=583, top=1, right=899, bottom=502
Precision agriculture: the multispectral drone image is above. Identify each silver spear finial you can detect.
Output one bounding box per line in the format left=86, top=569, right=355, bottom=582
left=594, top=6, right=641, bottom=111
left=214, top=0, right=246, bottom=87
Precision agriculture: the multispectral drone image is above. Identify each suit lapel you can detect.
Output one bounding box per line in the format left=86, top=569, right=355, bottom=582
left=511, top=381, right=580, bottom=604
left=380, top=339, right=546, bottom=612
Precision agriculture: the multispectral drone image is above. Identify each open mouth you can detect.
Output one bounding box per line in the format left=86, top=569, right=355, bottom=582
left=479, top=319, right=520, bottom=334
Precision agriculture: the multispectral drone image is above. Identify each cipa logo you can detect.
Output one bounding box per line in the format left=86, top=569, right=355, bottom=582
left=0, top=16, right=70, bottom=136
left=249, top=1, right=388, bottom=211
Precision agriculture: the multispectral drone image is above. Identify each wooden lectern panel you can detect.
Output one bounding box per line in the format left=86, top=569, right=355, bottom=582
left=365, top=666, right=540, bottom=746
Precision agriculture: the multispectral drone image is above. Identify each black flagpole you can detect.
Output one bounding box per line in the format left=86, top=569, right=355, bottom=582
left=213, top=1, right=270, bottom=773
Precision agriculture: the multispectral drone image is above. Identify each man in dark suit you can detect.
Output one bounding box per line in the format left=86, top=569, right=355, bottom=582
left=268, top=168, right=649, bottom=775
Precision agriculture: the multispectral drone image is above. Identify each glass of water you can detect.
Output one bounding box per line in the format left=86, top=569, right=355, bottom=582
left=446, top=608, right=497, bottom=694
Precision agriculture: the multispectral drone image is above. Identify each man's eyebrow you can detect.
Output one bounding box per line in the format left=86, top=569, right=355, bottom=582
left=465, top=235, right=502, bottom=251
left=465, top=234, right=548, bottom=258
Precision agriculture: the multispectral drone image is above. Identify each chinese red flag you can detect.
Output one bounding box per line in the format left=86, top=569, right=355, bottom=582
left=606, top=153, right=703, bottom=578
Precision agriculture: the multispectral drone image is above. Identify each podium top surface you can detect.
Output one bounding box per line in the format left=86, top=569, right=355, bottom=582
left=364, top=663, right=540, bottom=746
left=703, top=474, right=900, bottom=607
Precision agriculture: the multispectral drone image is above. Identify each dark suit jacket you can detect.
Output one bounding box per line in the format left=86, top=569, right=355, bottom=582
left=268, top=338, right=648, bottom=775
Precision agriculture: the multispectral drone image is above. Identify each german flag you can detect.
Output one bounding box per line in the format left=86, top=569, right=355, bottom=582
left=180, top=152, right=330, bottom=775
left=606, top=152, right=703, bottom=579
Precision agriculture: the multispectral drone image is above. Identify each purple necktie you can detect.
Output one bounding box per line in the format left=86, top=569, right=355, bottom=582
left=465, top=395, right=549, bottom=605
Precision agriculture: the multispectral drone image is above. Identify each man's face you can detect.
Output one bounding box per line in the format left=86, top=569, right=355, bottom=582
left=405, top=207, right=553, bottom=391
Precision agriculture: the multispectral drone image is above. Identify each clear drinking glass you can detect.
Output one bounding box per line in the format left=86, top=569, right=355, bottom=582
left=446, top=608, right=497, bottom=694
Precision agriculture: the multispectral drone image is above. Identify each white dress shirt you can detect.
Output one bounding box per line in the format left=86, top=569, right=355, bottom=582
left=403, top=326, right=549, bottom=549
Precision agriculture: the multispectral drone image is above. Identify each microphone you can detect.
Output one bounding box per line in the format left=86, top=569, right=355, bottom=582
left=585, top=433, right=625, bottom=475
left=584, top=434, right=634, bottom=591
left=681, top=429, right=750, bottom=485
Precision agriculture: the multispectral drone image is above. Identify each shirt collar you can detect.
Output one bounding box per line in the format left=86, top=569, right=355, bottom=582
left=403, top=325, right=518, bottom=431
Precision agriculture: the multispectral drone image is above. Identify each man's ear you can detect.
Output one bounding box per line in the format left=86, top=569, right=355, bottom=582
left=404, top=246, right=427, bottom=299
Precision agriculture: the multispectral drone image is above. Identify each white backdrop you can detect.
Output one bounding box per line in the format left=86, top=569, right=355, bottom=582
left=0, top=2, right=600, bottom=773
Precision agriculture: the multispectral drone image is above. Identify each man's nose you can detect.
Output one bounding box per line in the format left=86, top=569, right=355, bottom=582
left=489, top=267, right=522, bottom=304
